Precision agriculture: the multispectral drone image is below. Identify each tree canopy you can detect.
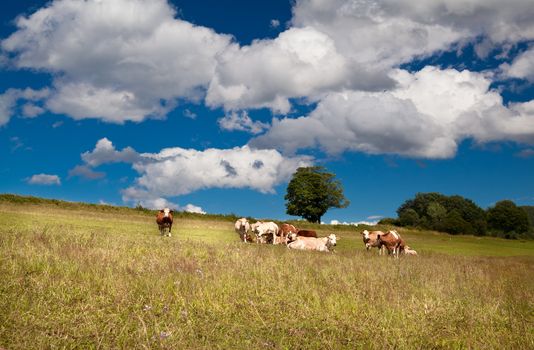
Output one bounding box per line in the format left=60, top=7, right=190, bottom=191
left=396, top=192, right=487, bottom=235
left=487, top=200, right=530, bottom=238
left=285, top=166, right=349, bottom=223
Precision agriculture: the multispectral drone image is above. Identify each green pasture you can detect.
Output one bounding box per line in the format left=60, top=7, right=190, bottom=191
left=0, top=201, right=533, bottom=349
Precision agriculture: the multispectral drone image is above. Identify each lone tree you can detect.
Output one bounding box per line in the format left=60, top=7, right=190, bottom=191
left=285, top=166, right=349, bottom=223
left=487, top=200, right=530, bottom=237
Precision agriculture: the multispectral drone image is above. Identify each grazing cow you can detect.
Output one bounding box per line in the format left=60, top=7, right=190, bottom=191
left=156, top=208, right=174, bottom=237
left=377, top=230, right=403, bottom=257
left=361, top=230, right=386, bottom=255
left=279, top=223, right=298, bottom=245
left=287, top=234, right=338, bottom=252
left=295, top=229, right=318, bottom=238
left=252, top=221, right=280, bottom=244
left=234, top=218, right=251, bottom=243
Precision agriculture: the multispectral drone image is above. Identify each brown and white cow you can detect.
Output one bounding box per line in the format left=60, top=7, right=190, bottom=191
left=377, top=230, right=403, bottom=257
left=252, top=221, right=280, bottom=244
left=156, top=208, right=174, bottom=237
left=234, top=218, right=251, bottom=243
left=279, top=223, right=298, bottom=245
left=287, top=234, right=338, bottom=252
left=361, top=230, right=386, bottom=255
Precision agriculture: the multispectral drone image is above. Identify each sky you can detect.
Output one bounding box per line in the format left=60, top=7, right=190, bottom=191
left=1, top=0, right=534, bottom=224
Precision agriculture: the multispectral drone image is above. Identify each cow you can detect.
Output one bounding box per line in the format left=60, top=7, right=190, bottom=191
left=156, top=208, right=174, bottom=237
left=295, top=229, right=318, bottom=238
left=287, top=234, right=338, bottom=252
left=361, top=230, right=385, bottom=255
left=377, top=230, right=403, bottom=257
left=251, top=221, right=280, bottom=244
left=279, top=223, right=298, bottom=245
left=234, top=218, right=251, bottom=243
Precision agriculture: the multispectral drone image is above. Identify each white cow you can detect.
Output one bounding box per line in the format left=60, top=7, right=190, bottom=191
left=234, top=218, right=251, bottom=243
left=251, top=221, right=280, bottom=244
left=287, top=234, right=338, bottom=252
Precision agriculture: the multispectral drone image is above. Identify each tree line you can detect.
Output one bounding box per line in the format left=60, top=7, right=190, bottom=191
left=380, top=193, right=533, bottom=239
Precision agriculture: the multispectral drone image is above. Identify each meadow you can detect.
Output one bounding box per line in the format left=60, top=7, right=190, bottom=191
left=0, top=199, right=533, bottom=349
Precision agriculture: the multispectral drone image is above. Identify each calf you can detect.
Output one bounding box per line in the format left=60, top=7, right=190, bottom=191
left=404, top=246, right=418, bottom=256
left=156, top=208, right=174, bottom=237
left=287, top=234, right=338, bottom=252
left=234, top=218, right=251, bottom=243
left=361, top=230, right=385, bottom=255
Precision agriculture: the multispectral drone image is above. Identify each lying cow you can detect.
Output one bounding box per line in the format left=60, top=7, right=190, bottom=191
left=287, top=234, right=338, bottom=252
left=252, top=221, right=280, bottom=244
left=361, top=230, right=385, bottom=255
left=377, top=230, right=404, bottom=257
left=234, top=218, right=251, bottom=243
left=156, top=208, right=174, bottom=237
left=295, top=229, right=318, bottom=238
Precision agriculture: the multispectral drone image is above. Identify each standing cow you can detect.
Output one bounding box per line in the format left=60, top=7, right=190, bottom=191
left=377, top=230, right=404, bottom=257
left=234, top=218, right=251, bottom=243
left=279, top=223, right=298, bottom=245
left=156, top=208, right=174, bottom=237
left=361, top=230, right=385, bottom=255
left=252, top=221, right=280, bottom=244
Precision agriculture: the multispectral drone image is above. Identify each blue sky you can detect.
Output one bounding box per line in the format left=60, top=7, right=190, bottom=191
left=1, top=0, right=534, bottom=223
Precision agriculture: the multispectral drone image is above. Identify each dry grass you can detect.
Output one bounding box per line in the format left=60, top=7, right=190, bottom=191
left=0, top=202, right=533, bottom=349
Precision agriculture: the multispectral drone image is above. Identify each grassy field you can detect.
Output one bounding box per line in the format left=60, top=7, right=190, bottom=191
left=0, top=200, right=533, bottom=349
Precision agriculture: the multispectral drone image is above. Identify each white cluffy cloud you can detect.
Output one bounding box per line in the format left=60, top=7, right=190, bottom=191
left=218, top=111, right=269, bottom=134
left=79, top=138, right=312, bottom=208
left=27, top=173, right=61, bottom=185
left=500, top=47, right=534, bottom=82
left=251, top=67, right=534, bottom=158
left=2, top=0, right=231, bottom=123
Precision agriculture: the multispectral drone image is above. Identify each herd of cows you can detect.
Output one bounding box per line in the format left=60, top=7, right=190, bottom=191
left=156, top=208, right=418, bottom=256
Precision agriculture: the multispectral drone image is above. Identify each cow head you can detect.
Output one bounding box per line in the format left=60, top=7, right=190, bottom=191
left=327, top=234, right=338, bottom=248
left=361, top=230, right=370, bottom=242
left=286, top=232, right=298, bottom=243
left=160, top=208, right=173, bottom=217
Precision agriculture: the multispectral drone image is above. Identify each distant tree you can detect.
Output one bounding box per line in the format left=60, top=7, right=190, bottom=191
left=521, top=206, right=534, bottom=228
left=378, top=217, right=399, bottom=226
left=396, top=192, right=487, bottom=235
left=285, top=166, right=349, bottom=223
left=487, top=200, right=530, bottom=236
left=398, top=208, right=420, bottom=226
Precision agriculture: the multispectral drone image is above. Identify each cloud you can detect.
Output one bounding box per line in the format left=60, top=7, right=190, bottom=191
left=68, top=165, right=106, bottom=180
left=292, top=0, right=534, bottom=65
left=251, top=66, right=534, bottom=158
left=218, top=111, right=269, bottom=134
left=80, top=138, right=313, bottom=206
left=2, top=0, right=231, bottom=123
left=183, top=109, right=197, bottom=119
left=182, top=204, right=206, bottom=214
left=130, top=145, right=313, bottom=196
left=500, top=47, right=534, bottom=82
left=0, top=88, right=49, bottom=126
left=515, top=149, right=534, bottom=158
left=270, top=19, right=280, bottom=28
left=81, top=138, right=141, bottom=167
left=27, top=173, right=61, bottom=185
left=206, top=26, right=350, bottom=113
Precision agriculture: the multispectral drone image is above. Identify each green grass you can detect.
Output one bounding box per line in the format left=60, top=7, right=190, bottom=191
left=1, top=201, right=533, bottom=349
